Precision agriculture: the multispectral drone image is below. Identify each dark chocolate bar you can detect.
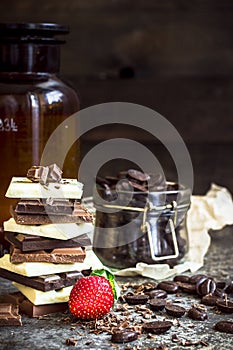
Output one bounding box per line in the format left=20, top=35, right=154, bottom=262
left=21, top=299, right=68, bottom=317
left=10, top=246, right=86, bottom=264
left=0, top=268, right=83, bottom=292
left=0, top=303, right=22, bottom=326
left=4, top=232, right=91, bottom=252
left=0, top=292, right=68, bottom=317
left=11, top=202, right=93, bottom=225
left=15, top=199, right=75, bottom=215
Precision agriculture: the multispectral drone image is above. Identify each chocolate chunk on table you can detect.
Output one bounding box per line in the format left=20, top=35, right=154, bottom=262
left=147, top=289, right=167, bottom=299
left=111, top=329, right=138, bottom=343
left=214, top=321, right=233, bottom=334
left=10, top=246, right=86, bottom=264
left=165, top=304, right=186, bottom=317
left=124, top=294, right=149, bottom=305
left=176, top=282, right=197, bottom=294
left=188, top=305, right=208, bottom=321
left=173, top=274, right=190, bottom=283
left=0, top=268, right=83, bottom=292
left=189, top=274, right=208, bottom=284
left=216, top=299, right=233, bottom=313
left=148, top=298, right=166, bottom=311
left=225, top=281, right=233, bottom=294
left=157, top=281, right=179, bottom=293
left=142, top=320, right=173, bottom=334
left=0, top=303, right=22, bottom=326
left=4, top=232, right=91, bottom=252
left=196, top=277, right=216, bottom=296
left=201, top=294, right=219, bottom=306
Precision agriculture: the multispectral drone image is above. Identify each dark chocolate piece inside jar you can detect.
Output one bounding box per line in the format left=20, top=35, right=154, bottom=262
left=93, top=170, right=191, bottom=269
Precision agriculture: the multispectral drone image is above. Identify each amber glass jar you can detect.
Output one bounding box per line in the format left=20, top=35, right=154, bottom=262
left=0, top=23, right=80, bottom=226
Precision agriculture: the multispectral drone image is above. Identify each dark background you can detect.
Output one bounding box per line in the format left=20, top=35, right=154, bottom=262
left=1, top=0, right=233, bottom=195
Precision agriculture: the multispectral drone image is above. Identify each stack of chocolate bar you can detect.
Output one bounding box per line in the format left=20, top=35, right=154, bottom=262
left=0, top=164, right=103, bottom=318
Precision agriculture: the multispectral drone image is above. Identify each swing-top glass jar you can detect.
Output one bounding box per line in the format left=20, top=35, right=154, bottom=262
left=93, top=171, right=191, bottom=269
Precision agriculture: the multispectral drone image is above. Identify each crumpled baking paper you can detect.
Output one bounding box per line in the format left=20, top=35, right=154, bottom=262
left=111, top=183, right=233, bottom=279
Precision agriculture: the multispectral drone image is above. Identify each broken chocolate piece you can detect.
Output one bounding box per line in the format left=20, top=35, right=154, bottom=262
left=11, top=202, right=93, bottom=225
left=0, top=268, right=83, bottom=292
left=0, top=303, right=22, bottom=326
left=4, top=232, right=91, bottom=252
left=27, top=164, right=62, bottom=185
left=10, top=246, right=86, bottom=264
left=27, top=165, right=49, bottom=185
left=48, top=164, right=62, bottom=182
left=0, top=292, right=68, bottom=317
left=21, top=299, right=68, bottom=317
left=15, top=199, right=75, bottom=215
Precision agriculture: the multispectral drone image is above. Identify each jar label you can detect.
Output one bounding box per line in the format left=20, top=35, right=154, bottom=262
left=0, top=117, right=18, bottom=132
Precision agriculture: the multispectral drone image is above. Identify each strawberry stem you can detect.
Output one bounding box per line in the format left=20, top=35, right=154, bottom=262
left=91, top=268, right=120, bottom=302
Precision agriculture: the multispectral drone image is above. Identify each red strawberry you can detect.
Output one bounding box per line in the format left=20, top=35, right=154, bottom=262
left=69, top=273, right=115, bottom=320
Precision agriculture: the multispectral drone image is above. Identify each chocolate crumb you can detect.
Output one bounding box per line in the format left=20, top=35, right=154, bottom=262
left=65, top=338, right=78, bottom=346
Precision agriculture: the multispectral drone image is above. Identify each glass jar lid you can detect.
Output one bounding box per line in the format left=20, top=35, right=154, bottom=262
left=0, top=22, right=69, bottom=43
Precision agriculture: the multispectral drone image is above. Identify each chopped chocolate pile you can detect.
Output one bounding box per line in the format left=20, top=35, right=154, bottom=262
left=55, top=273, right=233, bottom=348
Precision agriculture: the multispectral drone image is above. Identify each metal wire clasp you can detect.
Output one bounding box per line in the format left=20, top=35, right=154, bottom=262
left=140, top=200, right=179, bottom=261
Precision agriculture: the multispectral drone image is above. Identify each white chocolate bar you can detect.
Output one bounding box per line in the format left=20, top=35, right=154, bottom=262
left=4, top=218, right=94, bottom=240
left=0, top=250, right=103, bottom=277
left=5, top=177, right=83, bottom=199
left=12, top=282, right=72, bottom=305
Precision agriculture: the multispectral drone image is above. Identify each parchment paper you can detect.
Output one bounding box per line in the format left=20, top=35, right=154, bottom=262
left=113, top=183, right=233, bottom=279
